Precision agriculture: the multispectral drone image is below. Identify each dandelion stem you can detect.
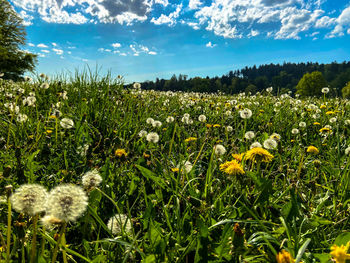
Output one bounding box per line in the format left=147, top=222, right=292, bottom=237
left=6, top=195, right=12, bottom=263
left=40, top=226, right=46, bottom=257
left=30, top=214, right=39, bottom=263
left=51, top=222, right=67, bottom=263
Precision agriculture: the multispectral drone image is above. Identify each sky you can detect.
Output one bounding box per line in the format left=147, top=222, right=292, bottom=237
left=8, top=0, right=350, bottom=83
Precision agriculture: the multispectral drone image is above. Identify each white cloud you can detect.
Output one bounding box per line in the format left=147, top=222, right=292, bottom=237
left=28, top=43, right=35, bottom=47
left=37, top=43, right=48, bottom=48
left=52, top=48, right=64, bottom=55
left=189, top=0, right=202, bottom=10
left=41, top=50, right=50, bottom=53
left=120, top=53, right=127, bottom=56
left=248, top=29, right=260, bottom=37
left=148, top=51, right=157, bottom=55
left=328, top=6, right=350, bottom=37
left=186, top=21, right=200, bottom=30
left=151, top=4, right=182, bottom=26
left=153, top=0, right=169, bottom=7
left=52, top=42, right=57, bottom=47
left=19, top=10, right=34, bottom=26
left=129, top=44, right=156, bottom=56
left=206, top=41, right=216, bottom=48
left=112, top=43, right=121, bottom=48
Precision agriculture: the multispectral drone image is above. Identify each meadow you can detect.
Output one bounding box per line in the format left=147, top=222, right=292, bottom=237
left=0, top=71, right=350, bottom=263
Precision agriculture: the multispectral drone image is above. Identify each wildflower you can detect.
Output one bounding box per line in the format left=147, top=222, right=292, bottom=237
left=239, top=108, right=252, bottom=119
left=107, top=214, right=132, bottom=235
left=319, top=127, right=332, bottom=134
left=313, top=122, right=321, bottom=126
left=40, top=82, right=49, bottom=89
left=213, top=124, right=221, bottom=128
left=232, top=153, right=243, bottom=162
left=329, top=117, right=337, bottom=123
left=138, top=130, right=147, bottom=138
left=321, top=87, right=329, bottom=94
left=171, top=168, right=180, bottom=173
left=77, top=144, right=89, bottom=156
left=345, top=147, right=350, bottom=156
left=152, top=120, right=162, bottom=127
left=16, top=113, right=28, bottom=123
left=39, top=73, right=46, bottom=78
left=250, top=142, right=262, bottom=149
left=220, top=160, right=245, bottom=176
left=263, top=138, right=278, bottom=150
left=41, top=215, right=62, bottom=228
left=291, top=128, right=299, bottom=135
left=320, top=104, right=327, bottom=109
left=326, top=111, right=335, bottom=115
left=266, top=87, right=273, bottom=93
left=166, top=116, right=175, bottom=123
left=133, top=82, right=141, bottom=89
left=46, top=184, right=88, bottom=222
left=330, top=242, right=350, bottom=263
left=214, top=144, right=226, bottom=156
left=245, top=147, right=274, bottom=163
left=10, top=184, right=48, bottom=216
left=244, top=131, right=255, bottom=140
left=345, top=120, right=350, bottom=125
left=60, top=118, right=74, bottom=129
left=146, top=118, right=154, bottom=125
left=23, top=96, right=36, bottom=107
left=198, top=115, right=206, bottom=122
left=146, top=132, right=159, bottom=143
left=185, top=137, right=197, bottom=143
left=183, top=113, right=190, bottom=118
left=115, top=149, right=127, bottom=158
left=270, top=133, right=281, bottom=141
left=206, top=124, right=213, bottom=128
left=82, top=169, right=102, bottom=189
left=307, top=146, right=319, bottom=154
left=276, top=250, right=294, bottom=263
left=299, top=122, right=306, bottom=128
left=226, top=126, right=233, bottom=132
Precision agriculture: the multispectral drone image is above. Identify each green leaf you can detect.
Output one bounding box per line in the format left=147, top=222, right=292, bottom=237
left=136, top=165, right=167, bottom=189
left=335, top=232, right=350, bottom=246
left=295, top=238, right=311, bottom=263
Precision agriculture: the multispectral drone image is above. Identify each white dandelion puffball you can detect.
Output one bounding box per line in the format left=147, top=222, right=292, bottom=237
left=263, top=138, right=278, bottom=150
left=46, top=184, right=88, bottom=222
left=198, top=115, right=206, bottom=122
left=244, top=131, right=255, bottom=140
left=291, top=128, right=299, bottom=135
left=226, top=126, right=233, bottom=132
left=146, top=132, right=159, bottom=143
left=250, top=142, right=262, bottom=149
left=321, top=87, right=329, bottom=94
left=107, top=214, right=132, bottom=235
left=41, top=215, right=62, bottom=229
left=138, top=130, right=148, bottom=138
left=345, top=147, right=350, bottom=156
left=329, top=117, right=337, bottom=123
left=183, top=161, right=193, bottom=173
left=40, top=83, right=50, bottom=89
left=152, top=120, right=162, bottom=128
left=82, top=169, right=102, bottom=189
left=133, top=82, right=141, bottom=89
left=166, top=116, right=175, bottom=123
left=10, top=184, right=48, bottom=216
left=240, top=108, right=252, bottom=119
left=270, top=133, right=281, bottom=141
left=214, top=144, right=226, bottom=156
left=266, top=87, right=273, bottom=93
left=146, top=118, right=154, bottom=125
left=299, top=122, right=306, bottom=128
left=60, top=118, right=74, bottom=129
left=16, top=113, right=28, bottom=123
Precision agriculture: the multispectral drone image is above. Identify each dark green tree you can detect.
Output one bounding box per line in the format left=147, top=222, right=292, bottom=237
left=342, top=82, right=350, bottom=98
left=296, top=71, right=327, bottom=97
left=0, top=0, right=37, bottom=80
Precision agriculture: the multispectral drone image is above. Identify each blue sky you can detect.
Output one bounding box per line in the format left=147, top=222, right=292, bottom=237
left=9, top=0, right=350, bottom=83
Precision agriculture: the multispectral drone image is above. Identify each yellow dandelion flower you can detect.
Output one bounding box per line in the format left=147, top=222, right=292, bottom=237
left=46, top=130, right=53, bottom=134
left=291, top=139, right=295, bottom=143
left=245, top=147, right=274, bottom=163
left=330, top=242, right=350, bottom=263
left=306, top=108, right=312, bottom=112
left=220, top=160, right=245, bottom=176
left=49, top=115, right=57, bottom=119
left=276, top=250, right=294, bottom=263
left=171, top=168, right=180, bottom=173
left=307, top=146, right=319, bottom=154
left=259, top=109, right=264, bottom=113
left=143, top=153, right=150, bottom=158
left=206, top=124, right=213, bottom=128
left=213, top=124, right=221, bottom=128
left=232, top=153, right=243, bottom=162
left=216, top=140, right=223, bottom=144
left=185, top=137, right=197, bottom=142
left=319, top=127, right=332, bottom=134
left=225, top=103, right=231, bottom=108
left=320, top=105, right=327, bottom=109
left=326, top=111, right=335, bottom=115
left=313, top=122, right=321, bottom=125
left=115, top=149, right=127, bottom=158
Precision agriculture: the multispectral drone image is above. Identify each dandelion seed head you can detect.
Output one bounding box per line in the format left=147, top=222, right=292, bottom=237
left=107, top=214, right=132, bottom=235
left=60, top=118, right=74, bottom=129
left=82, top=169, right=102, bottom=189
left=263, top=138, right=277, bottom=150
left=46, top=184, right=88, bottom=222
left=250, top=142, right=262, bottom=149
left=10, top=184, right=48, bottom=216
left=239, top=108, right=252, bottom=119
left=244, top=131, right=255, bottom=140
left=166, top=116, right=174, bottom=123
left=146, top=118, right=154, bottom=125
left=138, top=130, right=148, bottom=137
left=146, top=132, right=159, bottom=143
left=214, top=144, right=226, bottom=156
left=291, top=128, right=299, bottom=135
left=198, top=115, right=206, bottom=122
left=152, top=120, right=162, bottom=127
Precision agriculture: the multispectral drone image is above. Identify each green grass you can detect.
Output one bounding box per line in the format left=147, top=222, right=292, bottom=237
left=0, top=70, right=350, bottom=262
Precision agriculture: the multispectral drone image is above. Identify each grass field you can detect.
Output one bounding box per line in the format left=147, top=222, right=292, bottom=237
left=0, top=71, right=350, bottom=262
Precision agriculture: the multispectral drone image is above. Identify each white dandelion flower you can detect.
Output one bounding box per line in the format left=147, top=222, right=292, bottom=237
left=107, top=214, right=132, bottom=235
left=345, top=120, right=350, bottom=125
left=329, top=117, right=337, bottom=123
left=133, top=82, right=141, bottom=89
left=138, top=130, right=148, bottom=138
left=291, top=128, right=299, bottom=135
left=226, top=126, right=233, bottom=132
left=299, top=122, right=306, bottom=128
left=60, top=118, right=74, bottom=129
left=244, top=131, right=255, bottom=140
left=345, top=146, right=350, bottom=156
left=183, top=113, right=190, bottom=118
left=214, top=144, right=226, bottom=156
left=77, top=144, right=89, bottom=156
left=181, top=116, right=190, bottom=124
left=266, top=87, right=273, bottom=93
left=239, top=108, right=252, bottom=119
left=41, top=215, right=62, bottom=229
left=270, top=133, right=281, bottom=141
left=198, top=115, right=206, bottom=122
left=321, top=87, right=329, bottom=94
left=82, top=169, right=102, bottom=189
left=263, top=138, right=277, bottom=150
left=182, top=161, right=193, bottom=173
left=16, top=113, right=28, bottom=123
left=40, top=83, right=50, bottom=89
left=146, top=132, right=159, bottom=143
left=10, top=184, right=48, bottom=216
left=166, top=116, right=175, bottom=123
left=146, top=118, right=154, bottom=125
left=46, top=184, right=88, bottom=222
left=250, top=142, right=262, bottom=149
left=152, top=120, right=162, bottom=128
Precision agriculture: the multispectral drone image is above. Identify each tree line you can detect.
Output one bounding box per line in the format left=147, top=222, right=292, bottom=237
left=137, top=61, right=350, bottom=97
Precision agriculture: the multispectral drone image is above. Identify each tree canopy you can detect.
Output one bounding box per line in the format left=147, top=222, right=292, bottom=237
left=296, top=71, right=328, bottom=97
left=0, top=0, right=37, bottom=80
